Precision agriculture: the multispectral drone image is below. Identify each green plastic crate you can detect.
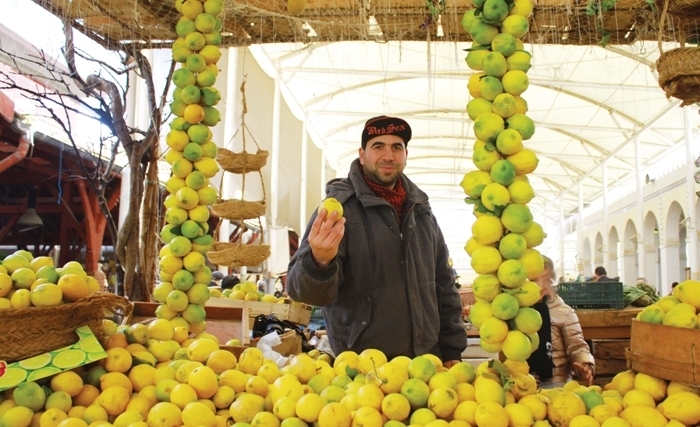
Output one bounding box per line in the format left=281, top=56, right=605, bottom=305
left=557, top=282, right=624, bottom=309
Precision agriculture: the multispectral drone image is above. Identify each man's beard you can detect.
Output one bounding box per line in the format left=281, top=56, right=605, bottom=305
left=365, top=164, right=400, bottom=187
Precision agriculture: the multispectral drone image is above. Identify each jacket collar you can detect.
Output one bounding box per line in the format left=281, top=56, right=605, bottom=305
left=346, top=158, right=429, bottom=208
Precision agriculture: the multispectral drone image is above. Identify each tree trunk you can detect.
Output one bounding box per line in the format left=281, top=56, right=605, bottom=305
left=140, top=143, right=160, bottom=301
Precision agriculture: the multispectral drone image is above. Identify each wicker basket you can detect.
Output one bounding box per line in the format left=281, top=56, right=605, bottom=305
left=657, top=47, right=700, bottom=106
left=207, top=242, right=271, bottom=267
left=211, top=199, right=267, bottom=221
left=656, top=0, right=700, bottom=18
left=0, top=293, right=131, bottom=363
left=216, top=149, right=269, bottom=174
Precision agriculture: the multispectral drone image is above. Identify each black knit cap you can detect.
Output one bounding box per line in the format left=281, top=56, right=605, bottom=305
left=361, top=115, right=412, bottom=149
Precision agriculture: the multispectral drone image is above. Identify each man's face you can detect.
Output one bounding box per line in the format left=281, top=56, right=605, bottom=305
left=359, top=134, right=407, bottom=189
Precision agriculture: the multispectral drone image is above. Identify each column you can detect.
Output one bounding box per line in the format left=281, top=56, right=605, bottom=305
left=559, top=196, right=565, bottom=278
left=635, top=135, right=646, bottom=280
left=268, top=73, right=282, bottom=284
left=300, top=120, right=309, bottom=235
left=218, top=48, right=240, bottom=251
left=578, top=181, right=584, bottom=279
left=684, top=108, right=699, bottom=279
left=660, top=243, right=681, bottom=295
left=602, top=160, right=609, bottom=271
left=320, top=148, right=327, bottom=200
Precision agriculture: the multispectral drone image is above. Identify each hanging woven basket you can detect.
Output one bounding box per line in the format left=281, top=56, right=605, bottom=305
left=657, top=47, right=700, bottom=106
left=207, top=242, right=271, bottom=268
left=216, top=149, right=269, bottom=174
left=656, top=0, right=700, bottom=18
left=211, top=199, right=267, bottom=221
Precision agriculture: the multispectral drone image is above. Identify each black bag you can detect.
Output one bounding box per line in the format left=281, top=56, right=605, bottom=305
left=251, top=313, right=314, bottom=352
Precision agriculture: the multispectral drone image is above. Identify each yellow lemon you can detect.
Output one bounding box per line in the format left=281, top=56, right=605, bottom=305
left=469, top=300, right=494, bottom=329
left=548, top=391, right=586, bottom=427
left=619, top=405, right=668, bottom=427
left=497, top=259, right=527, bottom=288
left=188, top=366, right=219, bottom=399
left=481, top=183, right=511, bottom=212
left=522, top=222, right=546, bottom=248
left=474, top=112, right=505, bottom=143
left=519, top=249, right=544, bottom=280
left=472, top=215, right=504, bottom=245
left=475, top=401, right=509, bottom=427
left=461, top=170, right=493, bottom=199
left=508, top=149, right=539, bottom=177
left=508, top=181, right=534, bottom=207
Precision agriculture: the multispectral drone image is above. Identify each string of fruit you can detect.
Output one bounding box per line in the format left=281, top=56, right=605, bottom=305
left=460, top=0, right=548, bottom=368
left=154, top=0, right=224, bottom=337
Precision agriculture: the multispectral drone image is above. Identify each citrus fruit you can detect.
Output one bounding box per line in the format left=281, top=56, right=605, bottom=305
left=501, top=15, right=529, bottom=38
left=472, top=215, right=504, bottom=245
left=519, top=249, right=545, bottom=280
left=499, top=233, right=527, bottom=260
left=497, top=259, right=527, bottom=288
left=482, top=51, right=508, bottom=77
left=492, top=93, right=517, bottom=119
left=502, top=70, right=529, bottom=96
left=490, top=159, right=516, bottom=186
left=501, top=203, right=533, bottom=233
left=471, top=246, right=503, bottom=274
left=492, top=33, right=517, bottom=56
left=482, top=0, right=509, bottom=21
left=466, top=48, right=489, bottom=71
left=481, top=182, right=510, bottom=212
left=479, top=76, right=505, bottom=101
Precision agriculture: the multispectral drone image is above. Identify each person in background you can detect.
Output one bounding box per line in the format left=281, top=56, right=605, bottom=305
left=208, top=271, right=225, bottom=287
left=528, top=255, right=595, bottom=388
left=286, top=115, right=466, bottom=366
left=670, top=281, right=679, bottom=295
left=221, top=274, right=240, bottom=290
left=593, top=266, right=615, bottom=282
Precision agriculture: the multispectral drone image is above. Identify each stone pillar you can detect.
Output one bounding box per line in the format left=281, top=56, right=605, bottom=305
left=660, top=243, right=681, bottom=295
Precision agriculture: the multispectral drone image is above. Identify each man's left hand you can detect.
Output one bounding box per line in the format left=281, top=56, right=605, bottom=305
left=443, top=360, right=460, bottom=369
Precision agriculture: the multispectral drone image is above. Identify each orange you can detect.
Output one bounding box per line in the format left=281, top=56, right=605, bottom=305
left=102, top=348, right=133, bottom=373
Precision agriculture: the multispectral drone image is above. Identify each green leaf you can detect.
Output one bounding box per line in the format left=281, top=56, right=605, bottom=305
left=485, top=141, right=497, bottom=152
left=488, top=359, right=514, bottom=392
left=464, top=197, right=480, bottom=205
left=492, top=205, right=506, bottom=217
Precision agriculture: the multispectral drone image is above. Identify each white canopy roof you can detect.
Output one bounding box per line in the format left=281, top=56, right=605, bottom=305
left=249, top=41, right=700, bottom=269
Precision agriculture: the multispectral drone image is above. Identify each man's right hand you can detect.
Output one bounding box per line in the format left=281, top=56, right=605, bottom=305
left=308, top=209, right=346, bottom=268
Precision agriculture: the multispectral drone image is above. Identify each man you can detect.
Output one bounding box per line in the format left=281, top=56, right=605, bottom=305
left=287, top=115, right=467, bottom=366
left=221, top=274, right=240, bottom=290
left=593, top=266, right=614, bottom=282
left=208, top=270, right=225, bottom=287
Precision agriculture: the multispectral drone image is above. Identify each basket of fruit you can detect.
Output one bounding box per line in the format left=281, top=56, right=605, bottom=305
left=211, top=199, right=267, bottom=221
left=216, top=148, right=268, bottom=174
left=0, top=292, right=131, bottom=363
left=206, top=241, right=271, bottom=268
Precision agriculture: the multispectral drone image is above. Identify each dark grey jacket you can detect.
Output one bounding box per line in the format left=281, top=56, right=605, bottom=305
left=287, top=159, right=467, bottom=361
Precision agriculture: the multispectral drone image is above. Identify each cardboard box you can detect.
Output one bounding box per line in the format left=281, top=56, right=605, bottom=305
left=124, top=302, right=249, bottom=345
left=627, top=319, right=700, bottom=385
left=0, top=326, right=107, bottom=391
left=206, top=298, right=312, bottom=327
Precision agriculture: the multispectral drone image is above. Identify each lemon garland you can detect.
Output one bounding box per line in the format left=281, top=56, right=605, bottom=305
left=460, top=0, right=548, bottom=369
left=153, top=0, right=224, bottom=336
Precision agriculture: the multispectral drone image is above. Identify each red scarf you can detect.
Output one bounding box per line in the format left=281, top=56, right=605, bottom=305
left=361, top=166, right=407, bottom=223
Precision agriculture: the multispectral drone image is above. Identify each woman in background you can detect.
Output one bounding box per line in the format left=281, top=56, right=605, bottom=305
left=528, top=255, right=595, bottom=387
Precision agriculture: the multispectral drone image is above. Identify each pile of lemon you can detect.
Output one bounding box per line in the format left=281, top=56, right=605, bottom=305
left=214, top=282, right=281, bottom=303
left=636, top=279, right=700, bottom=328
left=156, top=0, right=225, bottom=336
left=0, top=250, right=101, bottom=309
left=459, top=0, right=547, bottom=363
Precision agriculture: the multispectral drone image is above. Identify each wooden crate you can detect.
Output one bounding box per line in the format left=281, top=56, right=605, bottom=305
left=591, top=338, right=629, bottom=375
left=627, top=320, right=700, bottom=385
left=206, top=298, right=312, bottom=327
left=577, top=308, right=642, bottom=339
left=124, top=302, right=248, bottom=345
